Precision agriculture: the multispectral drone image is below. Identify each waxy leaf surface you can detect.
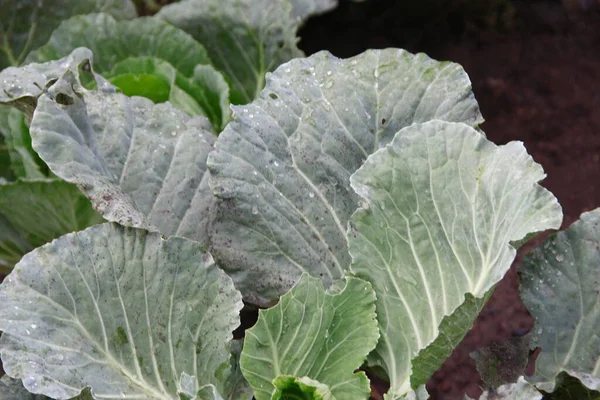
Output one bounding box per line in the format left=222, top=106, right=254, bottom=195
left=0, top=223, right=243, bottom=399
left=348, top=120, right=561, bottom=398
left=208, top=48, right=483, bottom=306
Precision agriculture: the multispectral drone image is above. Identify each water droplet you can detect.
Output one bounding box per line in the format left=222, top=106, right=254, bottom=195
left=249, top=114, right=254, bottom=119
left=556, top=253, right=564, bottom=262
left=273, top=160, right=279, bottom=167
left=26, top=329, right=31, bottom=335
left=25, top=376, right=37, bottom=388
left=171, top=131, right=176, bottom=136
left=326, top=70, right=332, bottom=76
left=253, top=170, right=258, bottom=175
left=374, top=69, right=380, bottom=78
left=325, top=80, right=333, bottom=89
left=557, top=271, right=562, bottom=276
left=31, top=324, right=37, bottom=329
left=537, top=328, right=543, bottom=335
left=252, top=205, right=258, bottom=215
left=308, top=192, right=315, bottom=198
left=324, top=329, right=329, bottom=338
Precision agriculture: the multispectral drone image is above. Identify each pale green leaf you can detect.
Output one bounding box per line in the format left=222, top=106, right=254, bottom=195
left=157, top=0, right=304, bottom=104
left=0, top=0, right=136, bottom=69
left=240, top=274, right=378, bottom=400
left=520, top=208, right=600, bottom=392
left=0, top=375, right=48, bottom=399
left=30, top=69, right=217, bottom=244
left=0, top=223, right=243, bottom=399
left=347, top=120, right=562, bottom=398
left=207, top=48, right=483, bottom=306
left=25, top=13, right=210, bottom=77
left=0, top=47, right=95, bottom=119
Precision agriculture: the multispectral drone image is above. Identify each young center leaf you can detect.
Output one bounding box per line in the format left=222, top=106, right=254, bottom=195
left=347, top=120, right=562, bottom=398
left=240, top=274, right=378, bottom=400
left=519, top=208, right=600, bottom=393
left=207, top=48, right=483, bottom=306
left=0, top=223, right=244, bottom=399
left=24, top=13, right=229, bottom=131
left=157, top=0, right=304, bottom=105
left=0, top=0, right=136, bottom=69
left=29, top=57, right=217, bottom=245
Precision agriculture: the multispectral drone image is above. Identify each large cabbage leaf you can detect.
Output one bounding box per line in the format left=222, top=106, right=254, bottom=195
left=157, top=0, right=304, bottom=105
left=0, top=223, right=244, bottom=399
left=28, top=52, right=217, bottom=245
left=520, top=208, right=600, bottom=393
left=0, top=0, right=136, bottom=69
left=347, top=120, right=562, bottom=398
left=207, top=48, right=483, bottom=306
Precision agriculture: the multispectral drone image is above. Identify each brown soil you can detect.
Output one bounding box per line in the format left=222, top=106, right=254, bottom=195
left=299, top=0, right=600, bottom=398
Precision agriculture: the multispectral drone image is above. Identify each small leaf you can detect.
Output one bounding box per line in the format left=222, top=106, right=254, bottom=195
left=0, top=47, right=95, bottom=119
left=157, top=0, right=304, bottom=104
left=348, top=120, right=562, bottom=398
left=105, top=57, right=230, bottom=131
left=240, top=274, right=378, bottom=400
left=520, top=208, right=600, bottom=392
left=272, top=376, right=332, bottom=400
left=0, top=223, right=243, bottom=399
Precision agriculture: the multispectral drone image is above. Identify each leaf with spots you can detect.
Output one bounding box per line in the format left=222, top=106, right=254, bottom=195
left=29, top=58, right=217, bottom=246
left=347, top=120, right=562, bottom=398
left=520, top=208, right=600, bottom=393
left=207, top=48, right=484, bottom=306
left=0, top=223, right=244, bottom=399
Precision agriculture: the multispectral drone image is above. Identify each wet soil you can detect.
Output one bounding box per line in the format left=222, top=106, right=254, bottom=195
left=299, top=0, right=600, bottom=398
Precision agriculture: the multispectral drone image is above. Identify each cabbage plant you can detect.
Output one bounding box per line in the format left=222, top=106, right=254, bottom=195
left=0, top=1, right=599, bottom=400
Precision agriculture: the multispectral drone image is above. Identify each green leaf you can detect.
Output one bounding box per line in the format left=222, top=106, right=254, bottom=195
left=0, top=106, right=46, bottom=178
left=157, top=0, right=304, bottom=104
left=26, top=13, right=211, bottom=78
left=240, top=274, right=378, bottom=400
left=30, top=68, right=217, bottom=245
left=0, top=0, right=136, bottom=69
left=347, top=120, right=562, bottom=398
left=0, top=375, right=48, bottom=399
left=272, top=376, right=332, bottom=400
left=0, top=179, right=104, bottom=248
left=105, top=57, right=230, bottom=131
left=0, top=47, right=95, bottom=119
left=519, top=208, right=600, bottom=392
left=0, top=214, right=31, bottom=272
left=207, top=48, right=483, bottom=306
left=0, top=223, right=243, bottom=399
